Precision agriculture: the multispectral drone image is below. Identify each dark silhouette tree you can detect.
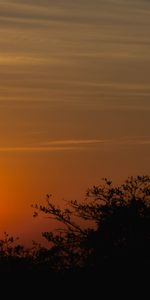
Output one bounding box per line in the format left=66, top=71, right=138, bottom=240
left=0, top=175, right=149, bottom=293
left=33, top=175, right=150, bottom=275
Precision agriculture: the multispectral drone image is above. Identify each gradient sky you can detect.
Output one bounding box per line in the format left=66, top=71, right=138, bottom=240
left=0, top=0, right=150, bottom=244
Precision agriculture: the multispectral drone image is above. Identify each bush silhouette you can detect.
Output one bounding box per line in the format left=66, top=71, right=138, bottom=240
left=33, top=175, right=150, bottom=275
left=0, top=175, right=149, bottom=292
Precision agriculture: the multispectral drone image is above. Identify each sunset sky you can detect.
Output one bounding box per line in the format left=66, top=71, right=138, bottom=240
left=0, top=0, right=150, bottom=244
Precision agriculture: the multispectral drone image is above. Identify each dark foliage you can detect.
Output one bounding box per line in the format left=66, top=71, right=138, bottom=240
left=0, top=175, right=149, bottom=292
left=33, top=175, right=150, bottom=273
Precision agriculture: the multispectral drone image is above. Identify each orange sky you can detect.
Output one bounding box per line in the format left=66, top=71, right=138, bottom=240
left=0, top=0, right=150, bottom=245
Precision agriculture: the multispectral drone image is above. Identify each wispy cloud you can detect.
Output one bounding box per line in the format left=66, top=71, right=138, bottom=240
left=0, top=139, right=107, bottom=153
left=44, top=139, right=106, bottom=146
left=0, top=54, right=69, bottom=68
left=0, top=137, right=150, bottom=153
left=41, top=137, right=150, bottom=148
left=0, top=146, right=83, bottom=153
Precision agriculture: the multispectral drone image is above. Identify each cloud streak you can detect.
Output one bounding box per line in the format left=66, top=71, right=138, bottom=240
left=44, top=139, right=106, bottom=146
left=0, top=139, right=107, bottom=153
left=0, top=137, right=150, bottom=153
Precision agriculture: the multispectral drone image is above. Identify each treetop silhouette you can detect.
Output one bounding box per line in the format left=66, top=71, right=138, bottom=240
left=33, top=175, right=150, bottom=272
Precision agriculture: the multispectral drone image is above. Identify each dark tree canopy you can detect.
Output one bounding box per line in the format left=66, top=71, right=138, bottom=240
left=33, top=175, right=150, bottom=274
left=0, top=175, right=149, bottom=293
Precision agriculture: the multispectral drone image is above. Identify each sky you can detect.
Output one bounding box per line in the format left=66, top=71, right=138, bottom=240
left=0, top=0, right=150, bottom=244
